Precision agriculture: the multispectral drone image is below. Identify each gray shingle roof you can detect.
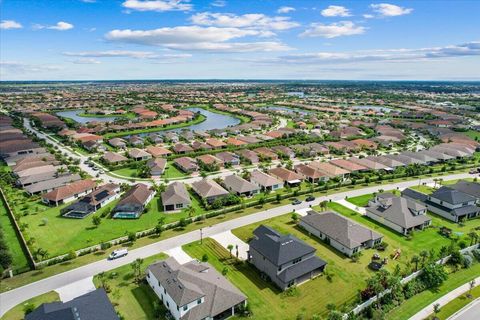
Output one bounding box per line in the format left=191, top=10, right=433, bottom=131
left=191, top=179, right=229, bottom=198
left=223, top=174, right=259, bottom=194
left=250, top=225, right=315, bottom=266
left=430, top=186, right=476, bottom=204
left=300, top=211, right=382, bottom=249
left=148, top=257, right=246, bottom=320
left=161, top=182, right=191, bottom=206
left=448, top=181, right=480, bottom=199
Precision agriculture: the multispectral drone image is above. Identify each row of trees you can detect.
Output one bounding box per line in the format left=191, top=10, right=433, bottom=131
left=0, top=227, right=13, bottom=272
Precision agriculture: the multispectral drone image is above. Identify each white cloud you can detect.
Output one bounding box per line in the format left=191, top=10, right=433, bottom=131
left=162, top=53, right=192, bottom=58
left=321, top=5, right=351, bottom=17
left=106, top=26, right=270, bottom=45
left=363, top=14, right=374, bottom=19
left=164, top=41, right=291, bottom=52
left=34, top=21, right=74, bottom=31
left=71, top=58, right=101, bottom=64
left=370, top=3, right=413, bottom=17
left=190, top=12, right=299, bottom=31
left=0, top=61, right=62, bottom=73
left=80, top=0, right=96, bottom=3
left=211, top=0, right=226, bottom=7
left=300, top=21, right=366, bottom=38
left=277, top=6, right=295, bottom=14
left=268, top=41, right=480, bottom=65
left=62, top=50, right=160, bottom=59
left=0, top=20, right=23, bottom=29
left=122, top=0, right=192, bottom=12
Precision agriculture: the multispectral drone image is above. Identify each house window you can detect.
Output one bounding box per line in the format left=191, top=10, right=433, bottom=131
left=183, top=305, right=188, bottom=311
left=197, top=299, right=202, bottom=305
left=176, top=203, right=183, bottom=209
left=292, top=258, right=302, bottom=264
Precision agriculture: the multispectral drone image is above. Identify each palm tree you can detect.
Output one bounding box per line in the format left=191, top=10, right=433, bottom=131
left=227, top=244, right=234, bottom=257
left=131, top=258, right=144, bottom=283
left=433, top=303, right=441, bottom=320
left=420, top=250, right=429, bottom=267
left=411, top=255, right=420, bottom=271
left=468, top=231, right=478, bottom=246
left=187, top=206, right=196, bottom=218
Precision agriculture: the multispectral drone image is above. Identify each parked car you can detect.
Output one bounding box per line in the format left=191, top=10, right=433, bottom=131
left=306, top=195, right=315, bottom=202
left=108, top=248, right=128, bottom=260
left=291, top=198, right=302, bottom=205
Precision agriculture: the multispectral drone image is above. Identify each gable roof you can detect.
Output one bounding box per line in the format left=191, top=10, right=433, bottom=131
left=249, top=170, right=282, bottom=187
left=116, top=184, right=154, bottom=207
left=191, top=179, right=229, bottom=198
left=223, top=175, right=259, bottom=193
left=41, top=178, right=94, bottom=202
left=449, top=180, right=480, bottom=199
left=268, top=167, right=303, bottom=182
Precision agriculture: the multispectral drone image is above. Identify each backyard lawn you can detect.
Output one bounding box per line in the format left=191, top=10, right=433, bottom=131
left=19, top=193, right=205, bottom=258
left=162, top=163, right=188, bottom=179
left=93, top=253, right=168, bottom=320
left=1, top=291, right=59, bottom=320
left=0, top=195, right=30, bottom=272
left=183, top=237, right=365, bottom=319
left=325, top=202, right=480, bottom=266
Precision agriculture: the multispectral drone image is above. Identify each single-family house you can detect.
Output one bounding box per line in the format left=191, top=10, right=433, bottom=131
left=174, top=157, right=198, bottom=173
left=128, top=148, right=152, bottom=161
left=146, top=257, right=246, bottom=320
left=248, top=225, right=327, bottom=290
left=268, top=167, right=303, bottom=186
left=173, top=143, right=194, bottom=154
left=294, top=164, right=329, bottom=183
left=366, top=193, right=431, bottom=235
left=235, top=149, right=259, bottom=164
left=42, top=179, right=96, bottom=206
left=216, top=152, right=240, bottom=166
left=108, top=138, right=127, bottom=149
left=424, top=186, right=480, bottom=222
left=103, top=151, right=128, bottom=164
left=161, top=182, right=191, bottom=212
left=146, top=146, right=172, bottom=157
left=300, top=210, right=383, bottom=257
left=147, top=158, right=167, bottom=176
left=112, top=184, right=155, bottom=219
left=223, top=174, right=260, bottom=197
left=249, top=170, right=283, bottom=191
left=61, top=183, right=121, bottom=218
left=191, top=179, right=229, bottom=204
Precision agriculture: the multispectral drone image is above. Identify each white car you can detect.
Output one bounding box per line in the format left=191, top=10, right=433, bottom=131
left=108, top=248, right=128, bottom=260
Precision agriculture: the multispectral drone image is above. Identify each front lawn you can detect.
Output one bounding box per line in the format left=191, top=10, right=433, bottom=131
left=93, top=253, right=168, bottom=320
left=162, top=163, right=188, bottom=179
left=1, top=291, right=59, bottom=320
left=183, top=237, right=365, bottom=319
left=430, top=284, right=480, bottom=320
left=346, top=193, right=373, bottom=207
left=409, top=184, right=436, bottom=194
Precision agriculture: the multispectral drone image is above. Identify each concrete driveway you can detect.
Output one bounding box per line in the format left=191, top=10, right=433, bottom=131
left=211, top=231, right=249, bottom=260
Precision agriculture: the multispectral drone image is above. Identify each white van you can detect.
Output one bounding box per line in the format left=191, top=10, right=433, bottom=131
left=108, top=248, right=128, bottom=260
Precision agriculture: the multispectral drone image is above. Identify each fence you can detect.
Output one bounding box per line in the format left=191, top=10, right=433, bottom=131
left=346, top=243, right=480, bottom=318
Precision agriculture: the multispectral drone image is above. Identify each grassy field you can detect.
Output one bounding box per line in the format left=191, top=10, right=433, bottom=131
left=346, top=193, right=373, bottom=207
left=1, top=291, right=59, bottom=320
left=20, top=193, right=205, bottom=257
left=111, top=167, right=139, bottom=178
left=162, top=163, right=188, bottom=179
left=410, top=185, right=436, bottom=194
left=184, top=237, right=365, bottom=319
left=427, top=284, right=480, bottom=320
left=464, top=130, right=480, bottom=141
left=93, top=253, right=167, bottom=320
left=0, top=195, right=30, bottom=272
left=387, top=263, right=480, bottom=320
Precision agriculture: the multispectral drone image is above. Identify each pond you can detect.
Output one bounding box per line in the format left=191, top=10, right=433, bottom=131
left=137, top=107, right=242, bottom=136
left=351, top=105, right=393, bottom=113
left=262, top=105, right=313, bottom=115
left=56, top=110, right=117, bottom=123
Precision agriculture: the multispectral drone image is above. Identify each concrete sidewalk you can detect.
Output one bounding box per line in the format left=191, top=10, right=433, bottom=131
left=408, top=276, right=480, bottom=320
left=211, top=231, right=249, bottom=260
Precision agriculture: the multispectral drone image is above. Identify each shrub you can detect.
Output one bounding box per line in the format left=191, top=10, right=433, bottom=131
left=462, top=254, right=473, bottom=268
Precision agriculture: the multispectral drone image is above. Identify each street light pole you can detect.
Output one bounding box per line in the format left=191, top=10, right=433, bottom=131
left=200, top=228, right=203, bottom=244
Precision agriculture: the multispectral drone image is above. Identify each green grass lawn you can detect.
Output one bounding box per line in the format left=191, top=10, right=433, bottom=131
left=111, top=167, right=139, bottom=178
left=428, top=284, right=480, bottom=320
left=162, top=163, right=188, bottom=179
left=346, top=193, right=373, bottom=207
left=0, top=195, right=30, bottom=272
left=410, top=185, right=436, bottom=194
left=93, top=253, right=167, bottom=320
left=387, top=262, right=480, bottom=320
left=1, top=291, right=59, bottom=320
left=325, top=203, right=480, bottom=267
left=464, top=130, right=480, bottom=140
left=184, top=237, right=365, bottom=319
left=20, top=194, right=205, bottom=257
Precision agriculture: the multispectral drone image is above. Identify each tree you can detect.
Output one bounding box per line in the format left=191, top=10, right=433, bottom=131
left=97, top=272, right=108, bottom=289
left=222, top=267, right=228, bottom=276
left=227, top=244, right=234, bottom=257
left=420, top=263, right=448, bottom=289
left=319, top=200, right=328, bottom=211
left=467, top=279, right=476, bottom=298
left=291, top=213, right=299, bottom=223
left=468, top=231, right=478, bottom=246
left=411, top=255, right=420, bottom=271
left=33, top=248, right=49, bottom=261
left=131, top=258, right=144, bottom=283
left=201, top=253, right=209, bottom=262
left=92, top=216, right=101, bottom=227
left=420, top=250, right=429, bottom=267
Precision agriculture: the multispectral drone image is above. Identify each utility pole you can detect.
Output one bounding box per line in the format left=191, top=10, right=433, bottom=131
left=200, top=228, right=203, bottom=244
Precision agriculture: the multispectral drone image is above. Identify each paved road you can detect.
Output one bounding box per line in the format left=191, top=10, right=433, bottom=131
left=0, top=171, right=474, bottom=316
left=408, top=275, right=480, bottom=320
left=449, top=298, right=480, bottom=320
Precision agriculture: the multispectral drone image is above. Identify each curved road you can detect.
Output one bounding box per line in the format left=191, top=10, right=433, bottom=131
left=0, top=171, right=474, bottom=316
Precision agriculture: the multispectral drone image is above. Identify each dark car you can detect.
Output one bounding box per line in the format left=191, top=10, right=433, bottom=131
left=306, top=195, right=315, bottom=202
left=291, top=198, right=302, bottom=205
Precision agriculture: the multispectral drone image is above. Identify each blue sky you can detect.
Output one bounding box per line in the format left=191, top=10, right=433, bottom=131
left=1, top=0, right=479, bottom=80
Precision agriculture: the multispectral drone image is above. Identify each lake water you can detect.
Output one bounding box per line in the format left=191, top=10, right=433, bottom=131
left=351, top=105, right=393, bottom=112
left=56, top=110, right=117, bottom=123
left=137, top=107, right=242, bottom=136
left=262, top=105, right=313, bottom=115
